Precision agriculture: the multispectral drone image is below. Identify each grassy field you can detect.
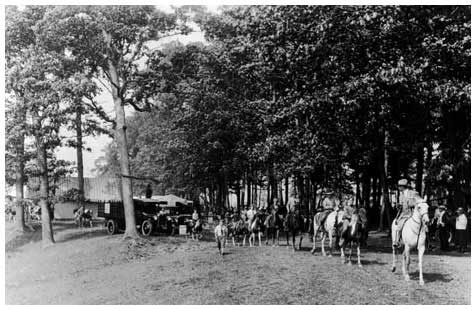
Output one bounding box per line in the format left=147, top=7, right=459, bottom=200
left=5, top=220, right=471, bottom=304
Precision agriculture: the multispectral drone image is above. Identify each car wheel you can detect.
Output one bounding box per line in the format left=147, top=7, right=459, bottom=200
left=141, top=220, right=153, bottom=237
left=106, top=219, right=117, bottom=235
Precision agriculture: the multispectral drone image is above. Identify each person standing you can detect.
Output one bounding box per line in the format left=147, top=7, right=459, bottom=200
left=145, top=184, right=153, bottom=199
left=454, top=207, right=468, bottom=253
left=214, top=219, right=228, bottom=255
left=437, top=205, right=450, bottom=251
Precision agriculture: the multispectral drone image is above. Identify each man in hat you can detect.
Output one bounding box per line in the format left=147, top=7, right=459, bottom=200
left=393, top=178, right=424, bottom=247
left=454, top=207, right=468, bottom=253
left=437, top=205, right=450, bottom=251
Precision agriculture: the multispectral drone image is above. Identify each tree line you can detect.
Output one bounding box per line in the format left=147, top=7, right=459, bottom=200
left=5, top=6, right=470, bottom=245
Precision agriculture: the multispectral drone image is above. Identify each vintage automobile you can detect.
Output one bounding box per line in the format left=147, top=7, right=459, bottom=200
left=98, top=198, right=193, bottom=236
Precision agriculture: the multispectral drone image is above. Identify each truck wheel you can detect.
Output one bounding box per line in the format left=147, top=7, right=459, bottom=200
left=141, top=220, right=153, bottom=237
left=106, top=219, right=117, bottom=235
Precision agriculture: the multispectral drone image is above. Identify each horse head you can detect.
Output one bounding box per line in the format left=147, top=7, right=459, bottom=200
left=414, top=201, right=430, bottom=225
left=349, top=212, right=362, bottom=238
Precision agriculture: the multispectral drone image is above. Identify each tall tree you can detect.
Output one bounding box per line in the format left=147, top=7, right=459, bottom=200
left=37, top=6, right=191, bottom=238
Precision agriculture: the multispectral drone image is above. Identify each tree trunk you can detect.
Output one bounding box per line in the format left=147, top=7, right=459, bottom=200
left=285, top=177, right=289, bottom=206
left=108, top=59, right=140, bottom=239
left=75, top=107, right=85, bottom=211
left=15, top=130, right=27, bottom=232
left=423, top=144, right=433, bottom=199
left=362, top=171, right=371, bottom=210
left=35, top=133, right=55, bottom=247
left=278, top=179, right=283, bottom=206
left=356, top=172, right=361, bottom=207
left=372, top=176, right=378, bottom=209
left=247, top=170, right=251, bottom=208
left=378, top=131, right=392, bottom=232
left=415, top=145, right=424, bottom=195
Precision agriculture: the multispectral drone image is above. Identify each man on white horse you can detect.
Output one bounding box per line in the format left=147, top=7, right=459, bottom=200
left=393, top=178, right=423, bottom=247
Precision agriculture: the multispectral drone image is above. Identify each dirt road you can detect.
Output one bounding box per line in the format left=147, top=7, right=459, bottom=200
left=5, top=221, right=470, bottom=304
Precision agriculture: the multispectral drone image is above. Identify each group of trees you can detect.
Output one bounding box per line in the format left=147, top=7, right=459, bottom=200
left=97, top=6, right=470, bottom=227
left=6, top=6, right=470, bottom=244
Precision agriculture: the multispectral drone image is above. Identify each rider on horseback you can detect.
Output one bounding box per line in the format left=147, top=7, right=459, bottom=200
left=393, top=178, right=424, bottom=247
left=315, top=197, right=336, bottom=233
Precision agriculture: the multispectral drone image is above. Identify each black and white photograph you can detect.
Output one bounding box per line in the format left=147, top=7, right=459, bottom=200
left=3, top=3, right=471, bottom=305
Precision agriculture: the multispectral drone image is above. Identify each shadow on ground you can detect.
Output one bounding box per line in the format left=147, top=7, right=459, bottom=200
left=409, top=271, right=453, bottom=283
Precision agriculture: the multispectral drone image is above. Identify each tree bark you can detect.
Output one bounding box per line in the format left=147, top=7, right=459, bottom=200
left=362, top=170, right=371, bottom=210
left=423, top=144, right=433, bottom=199
left=246, top=169, right=251, bottom=208
left=15, top=130, right=27, bottom=232
left=378, top=131, right=392, bottom=232
left=75, top=106, right=85, bottom=210
left=372, top=176, right=378, bottom=209
left=415, top=145, right=424, bottom=195
left=108, top=59, right=140, bottom=239
left=35, top=132, right=55, bottom=247
left=285, top=177, right=289, bottom=206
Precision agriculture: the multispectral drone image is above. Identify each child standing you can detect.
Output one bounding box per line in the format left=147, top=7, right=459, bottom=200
left=214, top=219, right=228, bottom=255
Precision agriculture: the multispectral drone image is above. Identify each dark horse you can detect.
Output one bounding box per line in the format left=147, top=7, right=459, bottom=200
left=284, top=209, right=306, bottom=251
left=188, top=218, right=203, bottom=240
left=264, top=209, right=284, bottom=246
left=227, top=214, right=249, bottom=246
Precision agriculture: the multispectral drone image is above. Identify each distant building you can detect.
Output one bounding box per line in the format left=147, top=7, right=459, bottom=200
left=26, top=177, right=122, bottom=219
left=25, top=177, right=193, bottom=219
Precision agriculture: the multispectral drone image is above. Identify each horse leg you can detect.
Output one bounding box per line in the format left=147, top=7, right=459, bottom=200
left=328, top=231, right=333, bottom=257
left=258, top=232, right=262, bottom=247
left=402, top=245, right=410, bottom=281
left=249, top=233, right=253, bottom=247
left=391, top=244, right=397, bottom=272
left=357, top=242, right=362, bottom=267
left=292, top=232, right=296, bottom=251
left=311, top=231, right=316, bottom=254
left=347, top=242, right=353, bottom=266
left=298, top=233, right=303, bottom=250
left=321, top=233, right=327, bottom=256
left=340, top=245, right=346, bottom=264
left=418, top=245, right=425, bottom=285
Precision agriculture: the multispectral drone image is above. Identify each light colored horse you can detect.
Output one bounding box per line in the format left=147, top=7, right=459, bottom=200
left=339, top=212, right=365, bottom=267
left=311, top=209, right=343, bottom=256
left=391, top=201, right=430, bottom=285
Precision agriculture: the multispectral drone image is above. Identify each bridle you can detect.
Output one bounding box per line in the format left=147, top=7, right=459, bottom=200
left=410, top=204, right=429, bottom=247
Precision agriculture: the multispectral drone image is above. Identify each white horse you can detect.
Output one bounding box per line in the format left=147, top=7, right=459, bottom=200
left=311, top=209, right=344, bottom=256
left=391, top=201, right=430, bottom=285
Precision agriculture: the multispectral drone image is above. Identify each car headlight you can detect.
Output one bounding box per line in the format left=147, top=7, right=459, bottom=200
left=153, top=215, right=158, bottom=221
